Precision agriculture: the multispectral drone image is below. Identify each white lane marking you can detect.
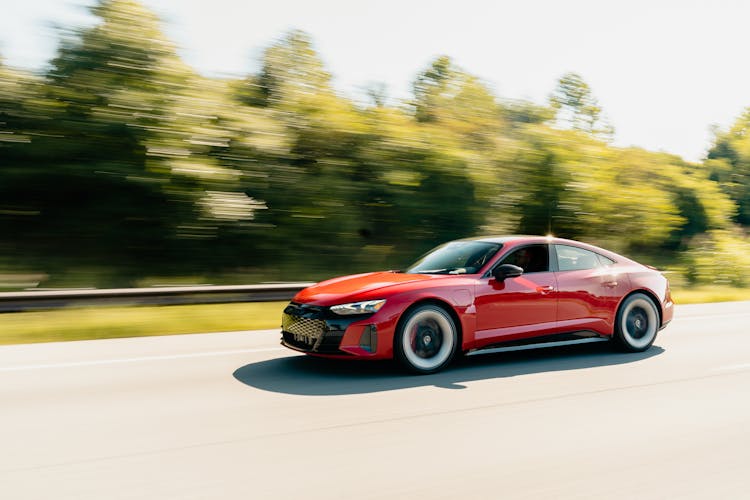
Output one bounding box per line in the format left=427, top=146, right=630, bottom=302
left=712, top=363, right=750, bottom=373
left=0, top=347, right=286, bottom=372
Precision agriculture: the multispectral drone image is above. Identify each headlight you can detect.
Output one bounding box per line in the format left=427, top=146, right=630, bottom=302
left=330, top=299, right=386, bottom=316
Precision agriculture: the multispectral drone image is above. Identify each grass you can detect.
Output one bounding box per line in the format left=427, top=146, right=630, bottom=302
left=0, top=301, right=287, bottom=346
left=670, top=286, right=750, bottom=305
left=0, top=286, right=749, bottom=346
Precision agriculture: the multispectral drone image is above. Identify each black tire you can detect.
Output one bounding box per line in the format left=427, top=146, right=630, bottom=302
left=613, top=293, right=659, bottom=352
left=394, top=304, right=458, bottom=374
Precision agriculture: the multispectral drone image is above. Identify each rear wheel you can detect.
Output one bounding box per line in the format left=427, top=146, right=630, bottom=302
left=395, top=304, right=458, bottom=374
left=613, top=293, right=659, bottom=352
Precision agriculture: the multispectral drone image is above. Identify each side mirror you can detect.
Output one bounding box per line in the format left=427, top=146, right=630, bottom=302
left=492, top=264, right=523, bottom=281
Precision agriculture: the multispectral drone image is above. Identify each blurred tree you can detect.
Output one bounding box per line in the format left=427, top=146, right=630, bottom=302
left=512, top=131, right=580, bottom=237
left=0, top=57, right=39, bottom=154
left=706, top=108, right=750, bottom=225
left=549, top=72, right=612, bottom=139
left=501, top=99, right=555, bottom=127
left=412, top=56, right=453, bottom=124
left=231, top=30, right=375, bottom=270
left=682, top=229, right=750, bottom=286
left=411, top=56, right=500, bottom=147
left=256, top=30, right=332, bottom=107
left=569, top=147, right=686, bottom=248
left=0, top=58, right=47, bottom=267
left=353, top=111, right=481, bottom=261
left=365, top=82, right=388, bottom=108
left=0, top=0, right=208, bottom=283
left=1, top=15, right=747, bottom=288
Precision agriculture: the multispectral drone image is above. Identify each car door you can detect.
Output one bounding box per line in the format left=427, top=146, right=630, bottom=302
left=473, top=244, right=558, bottom=347
left=553, top=244, right=630, bottom=335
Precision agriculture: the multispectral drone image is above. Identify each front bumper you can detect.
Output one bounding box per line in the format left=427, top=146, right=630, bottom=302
left=280, top=302, right=379, bottom=356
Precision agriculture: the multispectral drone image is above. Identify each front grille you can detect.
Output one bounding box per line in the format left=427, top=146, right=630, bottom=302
left=282, top=313, right=326, bottom=337
left=282, top=313, right=326, bottom=349
left=281, top=302, right=351, bottom=354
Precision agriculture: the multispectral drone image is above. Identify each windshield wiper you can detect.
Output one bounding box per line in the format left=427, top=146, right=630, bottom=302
left=415, top=267, right=464, bottom=275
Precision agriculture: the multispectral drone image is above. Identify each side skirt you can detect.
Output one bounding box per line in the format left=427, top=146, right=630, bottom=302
left=465, top=333, right=610, bottom=357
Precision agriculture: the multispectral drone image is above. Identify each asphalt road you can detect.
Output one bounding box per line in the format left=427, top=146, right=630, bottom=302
left=2, top=301, right=750, bottom=499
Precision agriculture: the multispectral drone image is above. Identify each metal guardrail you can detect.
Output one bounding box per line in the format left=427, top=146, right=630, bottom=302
left=0, top=283, right=315, bottom=312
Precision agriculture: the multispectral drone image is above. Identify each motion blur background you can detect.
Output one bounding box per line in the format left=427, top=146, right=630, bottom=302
left=2, top=0, right=750, bottom=291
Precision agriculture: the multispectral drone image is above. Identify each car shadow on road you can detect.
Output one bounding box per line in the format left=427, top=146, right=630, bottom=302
left=233, top=342, right=665, bottom=396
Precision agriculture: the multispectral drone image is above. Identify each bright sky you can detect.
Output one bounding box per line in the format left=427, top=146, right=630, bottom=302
left=2, top=0, right=750, bottom=162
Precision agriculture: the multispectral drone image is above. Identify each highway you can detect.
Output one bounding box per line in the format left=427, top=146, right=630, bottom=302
left=2, top=301, right=750, bottom=499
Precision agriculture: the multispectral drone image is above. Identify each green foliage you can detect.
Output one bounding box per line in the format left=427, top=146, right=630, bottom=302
left=1, top=0, right=750, bottom=288
left=256, top=30, right=332, bottom=107
left=682, top=230, right=750, bottom=287
left=501, top=99, right=555, bottom=127
left=0, top=302, right=287, bottom=345
left=549, top=72, right=612, bottom=140
left=411, top=56, right=500, bottom=145
left=707, top=108, right=750, bottom=225
left=1, top=0, right=200, bottom=277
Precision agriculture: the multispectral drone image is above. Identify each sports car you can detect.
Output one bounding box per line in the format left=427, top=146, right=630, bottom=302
left=280, top=235, right=673, bottom=374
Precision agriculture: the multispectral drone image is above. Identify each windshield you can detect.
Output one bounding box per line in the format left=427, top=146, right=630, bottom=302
left=406, top=241, right=502, bottom=275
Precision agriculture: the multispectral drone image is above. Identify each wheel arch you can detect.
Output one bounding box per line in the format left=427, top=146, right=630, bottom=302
left=394, top=298, right=464, bottom=351
left=617, top=288, right=663, bottom=328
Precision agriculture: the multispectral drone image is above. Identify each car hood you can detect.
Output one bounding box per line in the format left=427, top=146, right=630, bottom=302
left=294, top=271, right=441, bottom=306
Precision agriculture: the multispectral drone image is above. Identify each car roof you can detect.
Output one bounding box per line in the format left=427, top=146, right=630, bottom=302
left=464, top=235, right=553, bottom=244
left=463, top=235, right=632, bottom=263
left=465, top=235, right=591, bottom=246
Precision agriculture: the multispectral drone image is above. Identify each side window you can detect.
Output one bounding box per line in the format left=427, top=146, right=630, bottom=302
left=555, top=245, right=602, bottom=271
left=499, top=244, right=549, bottom=273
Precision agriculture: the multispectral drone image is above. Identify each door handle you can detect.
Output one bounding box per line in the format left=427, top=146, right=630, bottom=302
left=536, top=285, right=555, bottom=294
left=603, top=281, right=618, bottom=288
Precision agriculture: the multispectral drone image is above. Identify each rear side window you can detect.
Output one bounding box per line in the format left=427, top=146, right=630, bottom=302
left=555, top=245, right=602, bottom=271
left=597, top=254, right=616, bottom=266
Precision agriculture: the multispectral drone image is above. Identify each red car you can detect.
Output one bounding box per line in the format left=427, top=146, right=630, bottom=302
left=280, top=236, right=674, bottom=374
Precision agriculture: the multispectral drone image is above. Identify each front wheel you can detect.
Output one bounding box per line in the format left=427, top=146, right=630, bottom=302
left=613, top=293, right=659, bottom=352
left=394, top=304, right=458, bottom=374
